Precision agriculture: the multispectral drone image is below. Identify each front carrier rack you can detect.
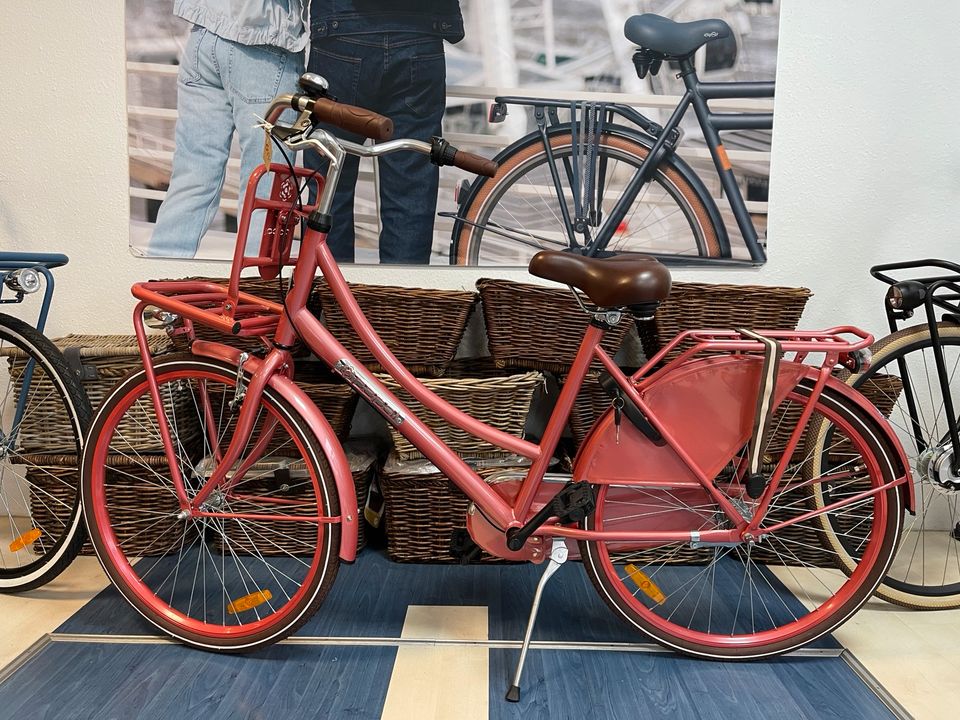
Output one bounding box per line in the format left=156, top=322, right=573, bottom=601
left=133, top=163, right=321, bottom=347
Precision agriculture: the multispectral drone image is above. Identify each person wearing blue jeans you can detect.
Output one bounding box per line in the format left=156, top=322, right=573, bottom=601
left=306, top=0, right=464, bottom=264
left=146, top=0, right=306, bottom=258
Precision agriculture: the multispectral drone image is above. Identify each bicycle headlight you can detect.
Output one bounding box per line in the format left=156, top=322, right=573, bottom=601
left=3, top=268, right=41, bottom=294
left=886, top=281, right=926, bottom=312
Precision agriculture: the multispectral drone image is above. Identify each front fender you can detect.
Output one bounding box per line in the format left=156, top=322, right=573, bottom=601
left=191, top=341, right=359, bottom=561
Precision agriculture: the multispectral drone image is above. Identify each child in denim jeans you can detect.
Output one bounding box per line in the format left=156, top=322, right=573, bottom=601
left=146, top=0, right=306, bottom=258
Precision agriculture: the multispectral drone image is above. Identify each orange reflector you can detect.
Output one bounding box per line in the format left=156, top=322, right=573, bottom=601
left=227, top=589, right=273, bottom=615
left=716, top=144, right=732, bottom=172
left=625, top=563, right=666, bottom=604
left=9, top=528, right=42, bottom=552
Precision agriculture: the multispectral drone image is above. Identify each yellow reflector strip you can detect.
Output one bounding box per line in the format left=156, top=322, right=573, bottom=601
left=227, top=589, right=273, bottom=615
left=9, top=528, right=42, bottom=552
left=625, top=563, right=666, bottom=604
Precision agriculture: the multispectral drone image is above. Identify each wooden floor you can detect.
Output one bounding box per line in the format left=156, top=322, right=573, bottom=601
left=0, top=552, right=954, bottom=719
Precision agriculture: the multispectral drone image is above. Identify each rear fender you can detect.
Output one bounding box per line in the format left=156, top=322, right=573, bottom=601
left=191, top=341, right=359, bottom=560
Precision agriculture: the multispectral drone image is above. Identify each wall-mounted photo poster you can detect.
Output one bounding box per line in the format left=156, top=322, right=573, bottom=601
left=126, top=0, right=778, bottom=267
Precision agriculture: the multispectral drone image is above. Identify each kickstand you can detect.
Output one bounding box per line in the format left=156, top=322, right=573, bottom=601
left=506, top=537, right=568, bottom=702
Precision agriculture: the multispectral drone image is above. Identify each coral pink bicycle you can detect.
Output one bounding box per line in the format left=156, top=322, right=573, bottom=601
left=81, top=75, right=913, bottom=700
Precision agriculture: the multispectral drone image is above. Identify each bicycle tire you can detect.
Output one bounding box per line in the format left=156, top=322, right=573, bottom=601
left=452, top=130, right=723, bottom=265
left=81, top=355, right=340, bottom=651
left=0, top=313, right=92, bottom=592
left=811, top=323, right=960, bottom=609
left=579, top=377, right=902, bottom=659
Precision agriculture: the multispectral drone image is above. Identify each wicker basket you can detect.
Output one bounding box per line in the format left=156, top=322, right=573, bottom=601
left=218, top=447, right=379, bottom=555
left=293, top=364, right=360, bottom=439
left=24, top=453, right=193, bottom=556
left=638, top=282, right=812, bottom=361
left=377, top=358, right=542, bottom=460
left=477, top=278, right=633, bottom=373
left=4, top=334, right=179, bottom=454
left=566, top=372, right=610, bottom=448
left=767, top=372, right=903, bottom=461
left=208, top=364, right=358, bottom=450
left=315, top=280, right=477, bottom=376
left=380, top=457, right=525, bottom=563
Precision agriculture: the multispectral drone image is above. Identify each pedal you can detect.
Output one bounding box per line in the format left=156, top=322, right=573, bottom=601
left=449, top=528, right=483, bottom=564
left=551, top=481, right=596, bottom=524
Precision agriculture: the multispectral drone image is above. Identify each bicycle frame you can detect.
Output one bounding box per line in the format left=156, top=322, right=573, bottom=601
left=487, top=57, right=773, bottom=265
left=131, top=144, right=909, bottom=565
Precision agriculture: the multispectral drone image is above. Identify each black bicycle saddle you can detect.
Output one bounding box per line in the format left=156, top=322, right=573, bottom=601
left=624, top=14, right=731, bottom=58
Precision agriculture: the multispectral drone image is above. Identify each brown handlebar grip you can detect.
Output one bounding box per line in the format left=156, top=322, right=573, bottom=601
left=310, top=97, right=394, bottom=141
left=453, top=150, right=498, bottom=177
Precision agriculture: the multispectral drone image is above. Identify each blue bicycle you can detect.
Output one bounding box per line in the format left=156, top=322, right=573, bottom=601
left=0, top=252, right=91, bottom=591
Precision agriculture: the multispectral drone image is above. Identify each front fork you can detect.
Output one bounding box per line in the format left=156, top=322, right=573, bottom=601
left=133, top=302, right=289, bottom=513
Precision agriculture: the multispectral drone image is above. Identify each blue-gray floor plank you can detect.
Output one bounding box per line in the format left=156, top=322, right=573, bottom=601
left=488, top=650, right=895, bottom=720
left=0, top=641, right=395, bottom=720
left=0, top=640, right=893, bottom=720
left=56, top=552, right=839, bottom=649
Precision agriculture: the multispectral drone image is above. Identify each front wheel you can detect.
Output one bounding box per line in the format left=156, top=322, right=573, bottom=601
left=811, top=323, right=960, bottom=609
left=579, top=379, right=902, bottom=659
left=452, top=131, right=724, bottom=265
left=81, top=355, right=340, bottom=651
left=0, top=314, right=92, bottom=592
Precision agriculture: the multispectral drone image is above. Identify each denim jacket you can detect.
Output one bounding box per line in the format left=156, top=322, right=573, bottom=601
left=310, top=0, right=464, bottom=43
left=175, top=0, right=308, bottom=53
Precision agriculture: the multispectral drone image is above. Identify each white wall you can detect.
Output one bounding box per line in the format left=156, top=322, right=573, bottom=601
left=1, top=1, right=958, bottom=341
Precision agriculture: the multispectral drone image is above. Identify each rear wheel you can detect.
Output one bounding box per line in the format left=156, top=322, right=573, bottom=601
left=452, top=131, right=723, bottom=265
left=81, top=355, right=340, bottom=650
left=579, top=379, right=901, bottom=659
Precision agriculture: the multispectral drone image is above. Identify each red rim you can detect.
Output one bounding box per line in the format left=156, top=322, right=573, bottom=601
left=87, top=367, right=329, bottom=641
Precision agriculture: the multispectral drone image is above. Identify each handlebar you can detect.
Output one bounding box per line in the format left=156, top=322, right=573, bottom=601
left=307, top=96, right=394, bottom=142
left=261, top=89, right=498, bottom=178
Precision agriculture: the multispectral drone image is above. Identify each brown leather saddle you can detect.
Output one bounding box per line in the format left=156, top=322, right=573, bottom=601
left=528, top=251, right=671, bottom=308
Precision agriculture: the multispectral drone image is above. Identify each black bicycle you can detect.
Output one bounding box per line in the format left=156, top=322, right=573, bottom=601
left=808, top=259, right=960, bottom=610
left=450, top=13, right=772, bottom=266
